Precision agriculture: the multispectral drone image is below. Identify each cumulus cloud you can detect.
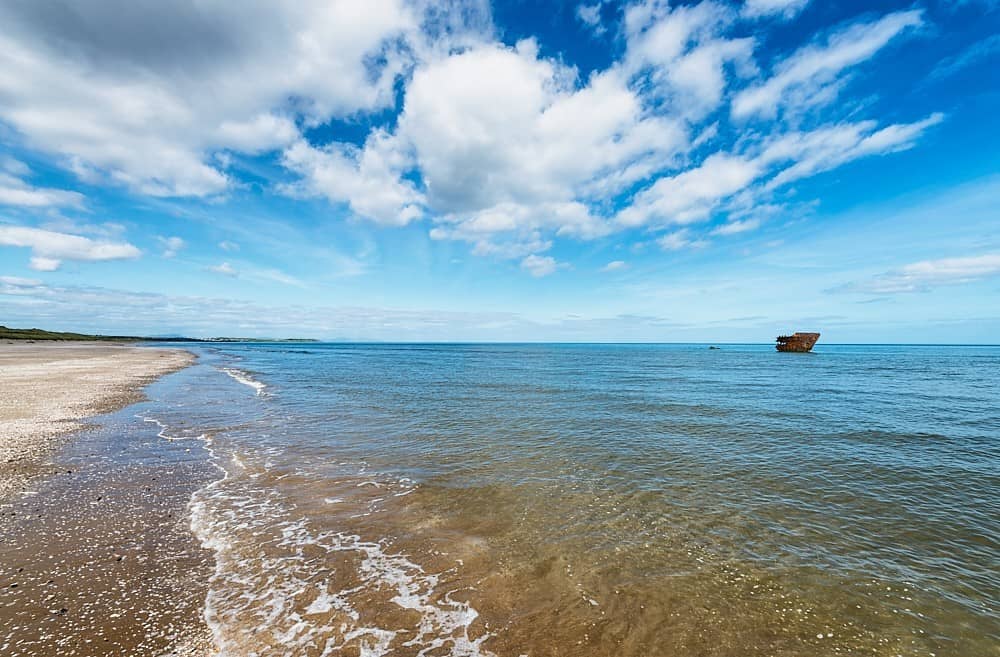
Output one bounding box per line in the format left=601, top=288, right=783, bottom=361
left=306, top=37, right=684, bottom=257
left=0, top=0, right=422, bottom=197
left=215, top=114, right=299, bottom=154
left=837, top=254, right=1000, bottom=294
left=280, top=131, right=423, bottom=226
left=0, top=2, right=945, bottom=268
left=732, top=10, right=923, bottom=119
left=0, top=225, right=140, bottom=270
left=400, top=43, right=685, bottom=212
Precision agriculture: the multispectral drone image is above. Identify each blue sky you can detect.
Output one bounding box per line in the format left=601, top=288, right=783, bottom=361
left=0, top=0, right=998, bottom=342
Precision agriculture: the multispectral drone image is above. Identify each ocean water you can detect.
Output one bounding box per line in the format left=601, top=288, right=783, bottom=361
left=145, top=343, right=999, bottom=656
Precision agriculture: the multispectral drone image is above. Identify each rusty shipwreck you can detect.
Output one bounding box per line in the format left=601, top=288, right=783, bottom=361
left=775, top=332, right=820, bottom=352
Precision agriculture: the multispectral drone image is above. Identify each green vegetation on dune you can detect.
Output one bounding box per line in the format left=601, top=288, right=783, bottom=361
left=0, top=326, right=146, bottom=341
left=0, top=326, right=319, bottom=342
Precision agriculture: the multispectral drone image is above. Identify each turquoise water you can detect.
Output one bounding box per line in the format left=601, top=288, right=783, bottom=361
left=147, top=343, right=999, bottom=656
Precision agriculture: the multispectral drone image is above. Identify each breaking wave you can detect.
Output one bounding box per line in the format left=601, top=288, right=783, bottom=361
left=187, top=454, right=493, bottom=657
left=220, top=367, right=267, bottom=396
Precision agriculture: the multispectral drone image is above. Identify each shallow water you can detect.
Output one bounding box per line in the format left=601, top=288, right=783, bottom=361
left=151, top=343, right=998, bottom=656
left=0, top=392, right=215, bottom=657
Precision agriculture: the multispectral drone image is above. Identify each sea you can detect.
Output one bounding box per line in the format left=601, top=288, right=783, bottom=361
left=139, top=343, right=999, bottom=656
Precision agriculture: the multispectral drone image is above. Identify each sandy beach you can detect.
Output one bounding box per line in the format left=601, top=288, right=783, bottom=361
left=0, top=342, right=215, bottom=656
left=0, top=343, right=195, bottom=499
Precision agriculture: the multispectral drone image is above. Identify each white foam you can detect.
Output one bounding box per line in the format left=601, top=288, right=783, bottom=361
left=221, top=367, right=267, bottom=396
left=305, top=583, right=358, bottom=620
left=187, top=459, right=494, bottom=657
left=134, top=415, right=233, bottom=652
left=140, top=415, right=208, bottom=443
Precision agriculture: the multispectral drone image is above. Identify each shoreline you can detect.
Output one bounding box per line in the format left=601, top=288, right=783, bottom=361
left=0, top=342, right=196, bottom=500
left=0, top=342, right=216, bottom=656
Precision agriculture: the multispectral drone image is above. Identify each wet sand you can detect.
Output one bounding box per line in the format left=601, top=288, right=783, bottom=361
left=0, top=342, right=194, bottom=499
left=0, top=343, right=214, bottom=656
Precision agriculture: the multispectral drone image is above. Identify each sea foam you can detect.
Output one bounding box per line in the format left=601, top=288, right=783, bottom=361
left=220, top=367, right=267, bottom=396
left=186, top=444, right=493, bottom=657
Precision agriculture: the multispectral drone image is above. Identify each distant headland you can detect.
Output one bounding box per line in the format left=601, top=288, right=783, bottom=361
left=0, top=325, right=318, bottom=343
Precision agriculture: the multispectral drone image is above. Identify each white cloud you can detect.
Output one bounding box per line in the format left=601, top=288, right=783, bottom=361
left=26, top=257, right=61, bottom=272
left=761, top=113, right=944, bottom=188
left=742, top=0, right=810, bottom=20
left=623, top=1, right=731, bottom=72
left=294, top=38, right=682, bottom=259
left=208, top=262, right=237, bottom=276
left=1, top=157, right=32, bottom=177
left=840, top=254, right=1000, bottom=294
left=601, top=260, right=628, bottom=272
left=577, top=2, right=606, bottom=35
left=618, top=154, right=762, bottom=227
left=657, top=229, right=710, bottom=251
left=216, top=113, right=299, bottom=154
left=0, top=2, right=947, bottom=273
left=667, top=38, right=756, bottom=114
left=623, top=1, right=756, bottom=117
left=203, top=260, right=302, bottom=286
left=928, top=34, right=1000, bottom=82
left=39, top=217, right=126, bottom=239
left=429, top=227, right=551, bottom=262
left=0, top=1, right=423, bottom=197
left=219, top=241, right=240, bottom=252
left=0, top=225, right=140, bottom=270
left=521, top=254, right=560, bottom=277
left=0, top=275, right=42, bottom=287
left=280, top=131, right=423, bottom=226
left=616, top=111, right=942, bottom=236
left=158, top=236, right=185, bottom=258
left=252, top=268, right=304, bottom=287
left=0, top=171, right=84, bottom=208
left=712, top=218, right=761, bottom=235
left=400, top=44, right=685, bottom=213
left=431, top=202, right=610, bottom=256
left=732, top=10, right=923, bottom=119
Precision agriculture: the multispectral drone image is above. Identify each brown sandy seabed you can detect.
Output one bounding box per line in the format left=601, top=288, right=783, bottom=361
left=0, top=343, right=214, bottom=656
